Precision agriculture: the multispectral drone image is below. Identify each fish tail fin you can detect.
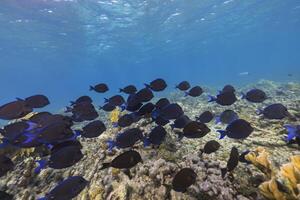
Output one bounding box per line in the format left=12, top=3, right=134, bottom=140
left=175, top=132, right=184, bottom=141
left=217, top=130, right=227, bottom=139
left=106, top=140, right=116, bottom=151
left=104, top=98, right=109, bottom=103
left=284, top=125, right=297, bottom=142
left=241, top=92, right=246, bottom=99
left=100, top=162, right=111, bottom=170
left=34, top=160, right=47, bottom=174
left=74, top=130, right=82, bottom=137
left=143, top=137, right=150, bottom=147
left=89, top=86, right=94, bottom=91
left=119, top=88, right=123, bottom=93
left=256, top=109, right=263, bottom=115
left=120, top=104, right=126, bottom=111
left=221, top=168, right=227, bottom=178
left=184, top=92, right=189, bottom=97
left=144, top=83, right=150, bottom=88
left=199, top=149, right=204, bottom=156
left=70, top=101, right=75, bottom=106
left=123, top=169, right=132, bottom=179
left=208, top=95, right=216, bottom=102
left=215, top=116, right=221, bottom=124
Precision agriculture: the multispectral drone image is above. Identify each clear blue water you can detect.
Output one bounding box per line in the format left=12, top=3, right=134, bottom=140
left=0, top=0, right=300, bottom=111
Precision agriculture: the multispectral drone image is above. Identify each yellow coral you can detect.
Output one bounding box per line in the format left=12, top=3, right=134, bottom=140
left=109, top=108, right=121, bottom=125
left=246, top=148, right=300, bottom=200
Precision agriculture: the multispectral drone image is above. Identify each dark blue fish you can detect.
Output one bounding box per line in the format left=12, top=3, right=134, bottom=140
left=90, top=83, right=109, bottom=93
left=221, top=85, right=236, bottom=93
left=144, top=126, right=167, bottom=146
left=38, top=176, right=88, bottom=200
left=153, top=103, right=184, bottom=120
left=185, top=86, right=203, bottom=97
left=117, top=114, right=134, bottom=128
left=155, top=98, right=170, bottom=110
left=19, top=94, right=50, bottom=109
left=196, top=111, right=214, bottom=124
left=172, top=168, right=197, bottom=193
left=107, top=128, right=143, bottom=151
left=153, top=115, right=170, bottom=126
left=35, top=140, right=83, bottom=174
left=145, top=78, right=167, bottom=92
left=136, top=88, right=154, bottom=102
left=239, top=150, right=251, bottom=164
left=70, top=96, right=92, bottom=106
left=217, top=119, right=253, bottom=139
left=242, top=89, right=267, bottom=103
left=80, top=120, right=106, bottom=138
left=200, top=140, right=221, bottom=155
left=178, top=121, right=210, bottom=140
left=124, top=94, right=143, bottom=112
left=138, top=102, right=155, bottom=116
left=104, top=95, right=125, bottom=107
left=176, top=81, right=191, bottom=91
left=171, top=115, right=191, bottom=129
left=221, top=147, right=239, bottom=178
left=284, top=124, right=300, bottom=142
left=208, top=91, right=237, bottom=106
left=216, top=110, right=239, bottom=124
left=100, top=103, right=116, bottom=112
left=100, top=150, right=142, bottom=179
left=257, top=103, right=289, bottom=120
left=0, top=100, right=32, bottom=120
left=119, top=85, right=137, bottom=94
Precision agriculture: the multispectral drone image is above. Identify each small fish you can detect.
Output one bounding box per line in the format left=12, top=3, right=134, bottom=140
left=171, top=115, right=191, bottom=129
left=242, top=89, right=267, bottom=103
left=90, top=83, right=109, bottom=93
left=239, top=72, right=249, bottom=76
left=221, top=147, right=239, bottom=178
left=157, top=103, right=184, bottom=120
left=100, top=150, right=142, bottom=179
left=179, top=121, right=210, bottom=140
left=196, top=111, right=214, bottom=123
left=125, top=94, right=143, bottom=112
left=0, top=155, right=14, bottom=177
left=144, top=125, right=167, bottom=146
left=155, top=98, right=170, bottom=110
left=185, top=86, right=203, bottom=97
left=153, top=116, right=170, bottom=126
left=19, top=94, right=50, bottom=109
left=257, top=103, right=290, bottom=120
left=38, top=176, right=88, bottom=200
left=284, top=124, right=300, bottom=142
left=215, top=110, right=239, bottom=124
left=107, top=128, right=143, bottom=151
left=35, top=140, right=83, bottom=173
left=208, top=91, right=237, bottom=106
left=0, top=191, right=13, bottom=200
left=136, top=88, right=154, bottom=102
left=176, top=81, right=191, bottom=91
left=81, top=120, right=106, bottom=138
left=71, top=102, right=99, bottom=122
left=70, top=96, right=92, bottom=106
left=100, top=103, right=116, bottom=112
left=29, top=112, right=53, bottom=124
left=138, top=102, right=155, bottom=116
left=0, top=100, right=32, bottom=120
left=145, top=78, right=167, bottom=92
left=119, top=85, right=137, bottom=94
left=105, top=95, right=125, bottom=107
left=221, top=85, right=236, bottom=93
left=200, top=140, right=221, bottom=155
left=217, top=119, right=253, bottom=139
left=117, top=114, right=134, bottom=128
left=172, top=168, right=197, bottom=192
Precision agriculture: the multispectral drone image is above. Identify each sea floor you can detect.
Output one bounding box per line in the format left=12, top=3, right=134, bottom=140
left=1, top=79, right=300, bottom=200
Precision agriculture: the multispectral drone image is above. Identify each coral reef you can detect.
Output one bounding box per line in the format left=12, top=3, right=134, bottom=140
left=1, top=80, right=300, bottom=199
